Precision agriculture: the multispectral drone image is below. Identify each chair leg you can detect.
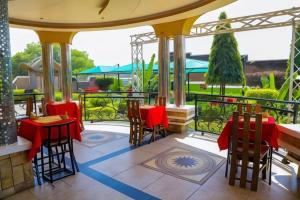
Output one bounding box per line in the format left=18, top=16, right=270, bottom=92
left=129, top=124, right=133, bottom=144
left=133, top=125, right=138, bottom=146
left=55, top=146, right=61, bottom=169
left=262, top=155, right=267, bottom=180
left=41, top=147, right=45, bottom=178
left=33, top=156, right=42, bottom=185
left=251, top=157, right=260, bottom=191
left=229, top=153, right=238, bottom=186
left=269, top=148, right=273, bottom=185
left=70, top=140, right=79, bottom=172
left=61, top=145, right=66, bottom=170
left=163, top=128, right=167, bottom=137
left=152, top=126, right=157, bottom=142
left=138, top=127, right=143, bottom=146
left=48, top=147, right=53, bottom=183
left=225, top=150, right=230, bottom=178
left=68, top=141, right=76, bottom=174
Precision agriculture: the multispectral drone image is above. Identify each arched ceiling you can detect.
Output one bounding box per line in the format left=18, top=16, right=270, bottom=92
left=8, top=0, right=235, bottom=31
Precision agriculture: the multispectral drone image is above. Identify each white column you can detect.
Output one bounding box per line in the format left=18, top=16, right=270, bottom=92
left=60, top=43, right=72, bottom=102
left=173, top=35, right=186, bottom=107
left=42, top=43, right=55, bottom=103
left=158, top=36, right=170, bottom=103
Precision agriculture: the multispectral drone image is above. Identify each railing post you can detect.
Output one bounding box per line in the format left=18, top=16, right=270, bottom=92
left=293, top=102, right=299, bottom=124
left=84, top=93, right=87, bottom=121
left=148, top=92, right=151, bottom=105
left=194, top=94, right=198, bottom=131
left=33, top=94, right=37, bottom=115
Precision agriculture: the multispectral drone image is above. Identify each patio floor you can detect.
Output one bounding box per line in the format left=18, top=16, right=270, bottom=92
left=5, top=122, right=300, bottom=200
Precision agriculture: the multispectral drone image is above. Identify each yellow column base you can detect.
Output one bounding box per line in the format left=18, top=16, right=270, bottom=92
left=166, top=105, right=195, bottom=134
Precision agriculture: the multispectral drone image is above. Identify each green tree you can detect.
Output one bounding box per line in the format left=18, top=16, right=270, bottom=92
left=142, top=54, right=155, bottom=92
left=206, top=12, right=245, bottom=95
left=71, top=49, right=94, bottom=74
left=11, top=43, right=41, bottom=78
left=11, top=42, right=95, bottom=78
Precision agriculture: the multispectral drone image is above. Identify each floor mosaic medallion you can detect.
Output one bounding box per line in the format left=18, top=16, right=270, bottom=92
left=79, top=130, right=126, bottom=147
left=141, top=147, right=225, bottom=184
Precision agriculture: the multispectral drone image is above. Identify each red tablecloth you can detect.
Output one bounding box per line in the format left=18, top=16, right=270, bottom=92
left=18, top=118, right=82, bottom=160
left=140, top=105, right=168, bottom=129
left=46, top=102, right=80, bottom=119
left=217, top=116, right=279, bottom=150
left=84, top=87, right=99, bottom=93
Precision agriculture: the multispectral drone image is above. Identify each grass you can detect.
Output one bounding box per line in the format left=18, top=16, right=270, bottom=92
left=13, top=89, right=79, bottom=101
left=186, top=84, right=243, bottom=96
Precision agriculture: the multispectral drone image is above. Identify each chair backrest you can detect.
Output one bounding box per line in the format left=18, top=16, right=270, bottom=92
left=229, top=111, right=263, bottom=187
left=237, top=103, right=262, bottom=115
left=42, top=120, right=74, bottom=145
left=41, top=98, right=47, bottom=116
left=155, top=96, right=166, bottom=106
left=127, top=100, right=142, bottom=124
left=78, top=95, right=84, bottom=129
left=26, top=96, right=34, bottom=116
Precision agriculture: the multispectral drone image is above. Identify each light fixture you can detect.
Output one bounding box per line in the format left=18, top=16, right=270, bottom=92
left=98, top=0, right=110, bottom=15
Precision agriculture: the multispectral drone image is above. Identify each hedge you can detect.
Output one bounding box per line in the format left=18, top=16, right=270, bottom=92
left=245, top=71, right=285, bottom=89
left=245, top=88, right=279, bottom=99
left=13, top=89, right=40, bottom=101
left=95, top=77, right=114, bottom=91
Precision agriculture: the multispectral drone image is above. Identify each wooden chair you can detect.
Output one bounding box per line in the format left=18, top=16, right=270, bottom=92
left=40, top=97, right=47, bottom=116
left=155, top=96, right=167, bottom=137
left=15, top=96, right=34, bottom=131
left=155, top=96, right=166, bottom=106
left=127, top=100, right=154, bottom=145
left=26, top=96, right=34, bottom=116
left=237, top=103, right=262, bottom=114
left=16, top=96, right=34, bottom=121
left=39, top=120, right=78, bottom=183
left=78, top=95, right=85, bottom=129
left=228, top=111, right=271, bottom=191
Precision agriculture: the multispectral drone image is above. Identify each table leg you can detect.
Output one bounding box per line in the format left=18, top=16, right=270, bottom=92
left=153, top=126, right=157, bottom=142
left=297, top=166, right=300, bottom=179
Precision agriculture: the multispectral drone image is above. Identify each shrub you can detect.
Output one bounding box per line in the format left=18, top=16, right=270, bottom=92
left=246, top=71, right=285, bottom=88
left=72, top=93, right=79, bottom=100
left=118, top=101, right=127, bottom=114
left=95, top=77, right=114, bottom=91
left=86, top=106, right=116, bottom=120
left=89, top=97, right=110, bottom=107
left=13, top=89, right=40, bottom=101
left=100, top=107, right=116, bottom=119
left=55, top=92, right=62, bottom=101
left=245, top=88, right=279, bottom=100
left=109, top=78, right=123, bottom=92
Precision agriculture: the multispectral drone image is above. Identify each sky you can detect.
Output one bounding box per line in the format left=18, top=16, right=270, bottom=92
left=9, top=0, right=300, bottom=66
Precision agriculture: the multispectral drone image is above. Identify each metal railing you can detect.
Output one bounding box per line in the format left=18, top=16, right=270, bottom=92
left=191, top=93, right=300, bottom=134
left=14, top=93, right=44, bottom=116
left=13, top=92, right=300, bottom=135
left=78, top=91, right=157, bottom=122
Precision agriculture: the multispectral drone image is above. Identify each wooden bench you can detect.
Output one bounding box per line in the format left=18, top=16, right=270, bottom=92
left=277, top=124, right=300, bottom=178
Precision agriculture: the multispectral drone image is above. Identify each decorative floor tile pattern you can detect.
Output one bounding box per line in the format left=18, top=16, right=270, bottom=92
left=79, top=130, right=126, bottom=147
left=6, top=122, right=300, bottom=200
left=141, top=147, right=225, bottom=185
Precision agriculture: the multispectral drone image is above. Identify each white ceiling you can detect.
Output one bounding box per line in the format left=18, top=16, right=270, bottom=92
left=8, top=0, right=235, bottom=31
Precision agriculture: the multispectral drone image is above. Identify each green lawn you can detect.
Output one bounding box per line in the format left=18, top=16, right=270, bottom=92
left=186, top=84, right=242, bottom=96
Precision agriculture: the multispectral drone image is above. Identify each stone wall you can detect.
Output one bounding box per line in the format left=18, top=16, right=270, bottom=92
left=0, top=151, right=34, bottom=199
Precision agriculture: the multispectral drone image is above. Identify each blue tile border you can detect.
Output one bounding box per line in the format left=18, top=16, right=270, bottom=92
left=81, top=146, right=137, bottom=167
left=64, top=145, right=161, bottom=200
left=82, top=166, right=160, bottom=200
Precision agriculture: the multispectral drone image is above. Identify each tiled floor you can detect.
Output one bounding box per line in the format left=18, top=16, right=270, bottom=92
left=6, top=122, right=300, bottom=200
